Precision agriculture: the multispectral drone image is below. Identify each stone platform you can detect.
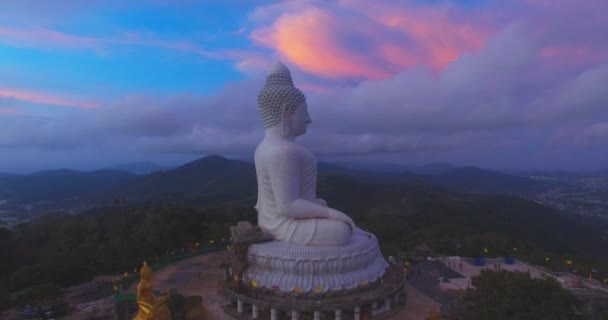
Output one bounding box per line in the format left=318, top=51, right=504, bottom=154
left=242, top=229, right=388, bottom=294
left=225, top=264, right=405, bottom=320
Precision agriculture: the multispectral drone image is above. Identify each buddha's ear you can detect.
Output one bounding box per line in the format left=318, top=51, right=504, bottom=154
left=281, top=103, right=295, bottom=137
left=281, top=103, right=296, bottom=118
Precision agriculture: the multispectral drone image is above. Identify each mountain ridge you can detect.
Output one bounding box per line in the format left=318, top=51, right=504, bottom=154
left=0, top=155, right=560, bottom=214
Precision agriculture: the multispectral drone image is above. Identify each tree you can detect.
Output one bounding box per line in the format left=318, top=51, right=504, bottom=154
left=463, top=270, right=575, bottom=320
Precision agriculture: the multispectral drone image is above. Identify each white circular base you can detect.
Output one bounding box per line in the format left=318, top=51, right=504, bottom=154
left=242, top=229, right=388, bottom=293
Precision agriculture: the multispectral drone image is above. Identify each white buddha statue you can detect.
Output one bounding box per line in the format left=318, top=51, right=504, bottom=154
left=254, top=62, right=355, bottom=246
left=243, top=62, right=388, bottom=293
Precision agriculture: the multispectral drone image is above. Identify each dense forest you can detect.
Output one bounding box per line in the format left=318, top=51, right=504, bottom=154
left=2, top=173, right=607, bottom=310
left=462, top=270, right=577, bottom=320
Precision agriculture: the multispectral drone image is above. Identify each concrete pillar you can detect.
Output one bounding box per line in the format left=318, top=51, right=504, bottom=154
left=354, top=306, right=361, bottom=320
left=270, top=308, right=278, bottom=320
left=335, top=309, right=342, bottom=320
left=371, top=302, right=378, bottom=316
left=252, top=304, right=259, bottom=319
left=394, top=293, right=400, bottom=303
left=237, top=299, right=243, bottom=313
left=291, top=310, right=299, bottom=320
left=313, top=311, right=321, bottom=320
left=385, top=298, right=391, bottom=311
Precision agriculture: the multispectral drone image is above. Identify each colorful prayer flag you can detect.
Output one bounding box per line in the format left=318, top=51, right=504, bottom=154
left=483, top=248, right=489, bottom=253
left=294, top=287, right=302, bottom=293
left=314, top=285, right=323, bottom=292
left=566, top=260, right=574, bottom=265
left=251, top=280, right=258, bottom=287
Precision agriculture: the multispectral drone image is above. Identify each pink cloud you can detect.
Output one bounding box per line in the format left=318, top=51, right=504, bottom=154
left=0, top=87, right=97, bottom=109
left=0, top=107, right=21, bottom=115
left=343, top=0, right=489, bottom=70
left=249, top=1, right=489, bottom=80
left=299, top=83, right=328, bottom=93
left=0, top=26, right=221, bottom=58
left=232, top=27, right=248, bottom=36
left=113, top=33, right=220, bottom=58
left=0, top=27, right=100, bottom=50
left=512, top=0, right=608, bottom=68
left=247, top=0, right=608, bottom=82
left=251, top=7, right=392, bottom=79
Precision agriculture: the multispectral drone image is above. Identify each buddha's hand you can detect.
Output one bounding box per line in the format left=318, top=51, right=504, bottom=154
left=315, top=198, right=327, bottom=206
left=327, top=207, right=356, bottom=231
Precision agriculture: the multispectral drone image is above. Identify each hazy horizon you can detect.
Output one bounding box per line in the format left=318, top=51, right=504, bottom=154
left=2, top=153, right=606, bottom=175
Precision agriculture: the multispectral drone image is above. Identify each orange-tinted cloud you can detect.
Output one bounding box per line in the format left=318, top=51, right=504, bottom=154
left=249, top=1, right=489, bottom=80
left=0, top=87, right=97, bottom=109
left=299, top=83, right=328, bottom=93
left=354, top=1, right=487, bottom=70
left=251, top=7, right=391, bottom=79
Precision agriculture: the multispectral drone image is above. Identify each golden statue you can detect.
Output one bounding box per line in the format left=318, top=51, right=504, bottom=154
left=134, top=262, right=170, bottom=320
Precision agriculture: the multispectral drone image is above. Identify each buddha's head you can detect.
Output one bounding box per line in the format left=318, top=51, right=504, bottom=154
left=140, top=261, right=152, bottom=281
left=258, top=62, right=311, bottom=137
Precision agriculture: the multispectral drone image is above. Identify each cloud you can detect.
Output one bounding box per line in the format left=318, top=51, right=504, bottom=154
left=249, top=0, right=488, bottom=79
left=0, top=27, right=100, bottom=50
left=1, top=0, right=608, bottom=171
left=0, top=87, right=97, bottom=109
left=0, top=26, right=223, bottom=59
left=0, top=107, right=20, bottom=115
left=2, top=21, right=607, bottom=171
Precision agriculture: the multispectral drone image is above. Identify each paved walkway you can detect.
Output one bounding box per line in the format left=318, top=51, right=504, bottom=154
left=407, top=261, right=462, bottom=307
left=394, top=283, right=440, bottom=320
left=125, top=251, right=231, bottom=320
left=438, top=257, right=548, bottom=290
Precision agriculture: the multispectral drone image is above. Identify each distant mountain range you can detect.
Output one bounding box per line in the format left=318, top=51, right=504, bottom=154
left=0, top=155, right=563, bottom=215
left=522, top=169, right=608, bottom=179
left=104, top=155, right=257, bottom=205
left=335, top=162, right=457, bottom=175
left=108, top=162, right=173, bottom=175
left=0, top=169, right=138, bottom=203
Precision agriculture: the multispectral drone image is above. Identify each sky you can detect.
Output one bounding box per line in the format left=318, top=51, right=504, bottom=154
left=0, top=0, right=607, bottom=173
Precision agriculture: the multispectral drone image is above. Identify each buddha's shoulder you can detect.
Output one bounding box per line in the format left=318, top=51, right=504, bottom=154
left=256, top=142, right=309, bottom=161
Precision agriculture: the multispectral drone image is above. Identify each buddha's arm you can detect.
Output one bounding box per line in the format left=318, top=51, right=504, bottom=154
left=268, top=152, right=355, bottom=229
left=268, top=153, right=328, bottom=219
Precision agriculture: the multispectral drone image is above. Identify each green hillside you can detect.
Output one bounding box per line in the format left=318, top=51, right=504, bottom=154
left=2, top=174, right=606, bottom=300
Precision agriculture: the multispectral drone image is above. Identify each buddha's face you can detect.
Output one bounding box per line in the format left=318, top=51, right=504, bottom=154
left=290, top=101, right=312, bottom=137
